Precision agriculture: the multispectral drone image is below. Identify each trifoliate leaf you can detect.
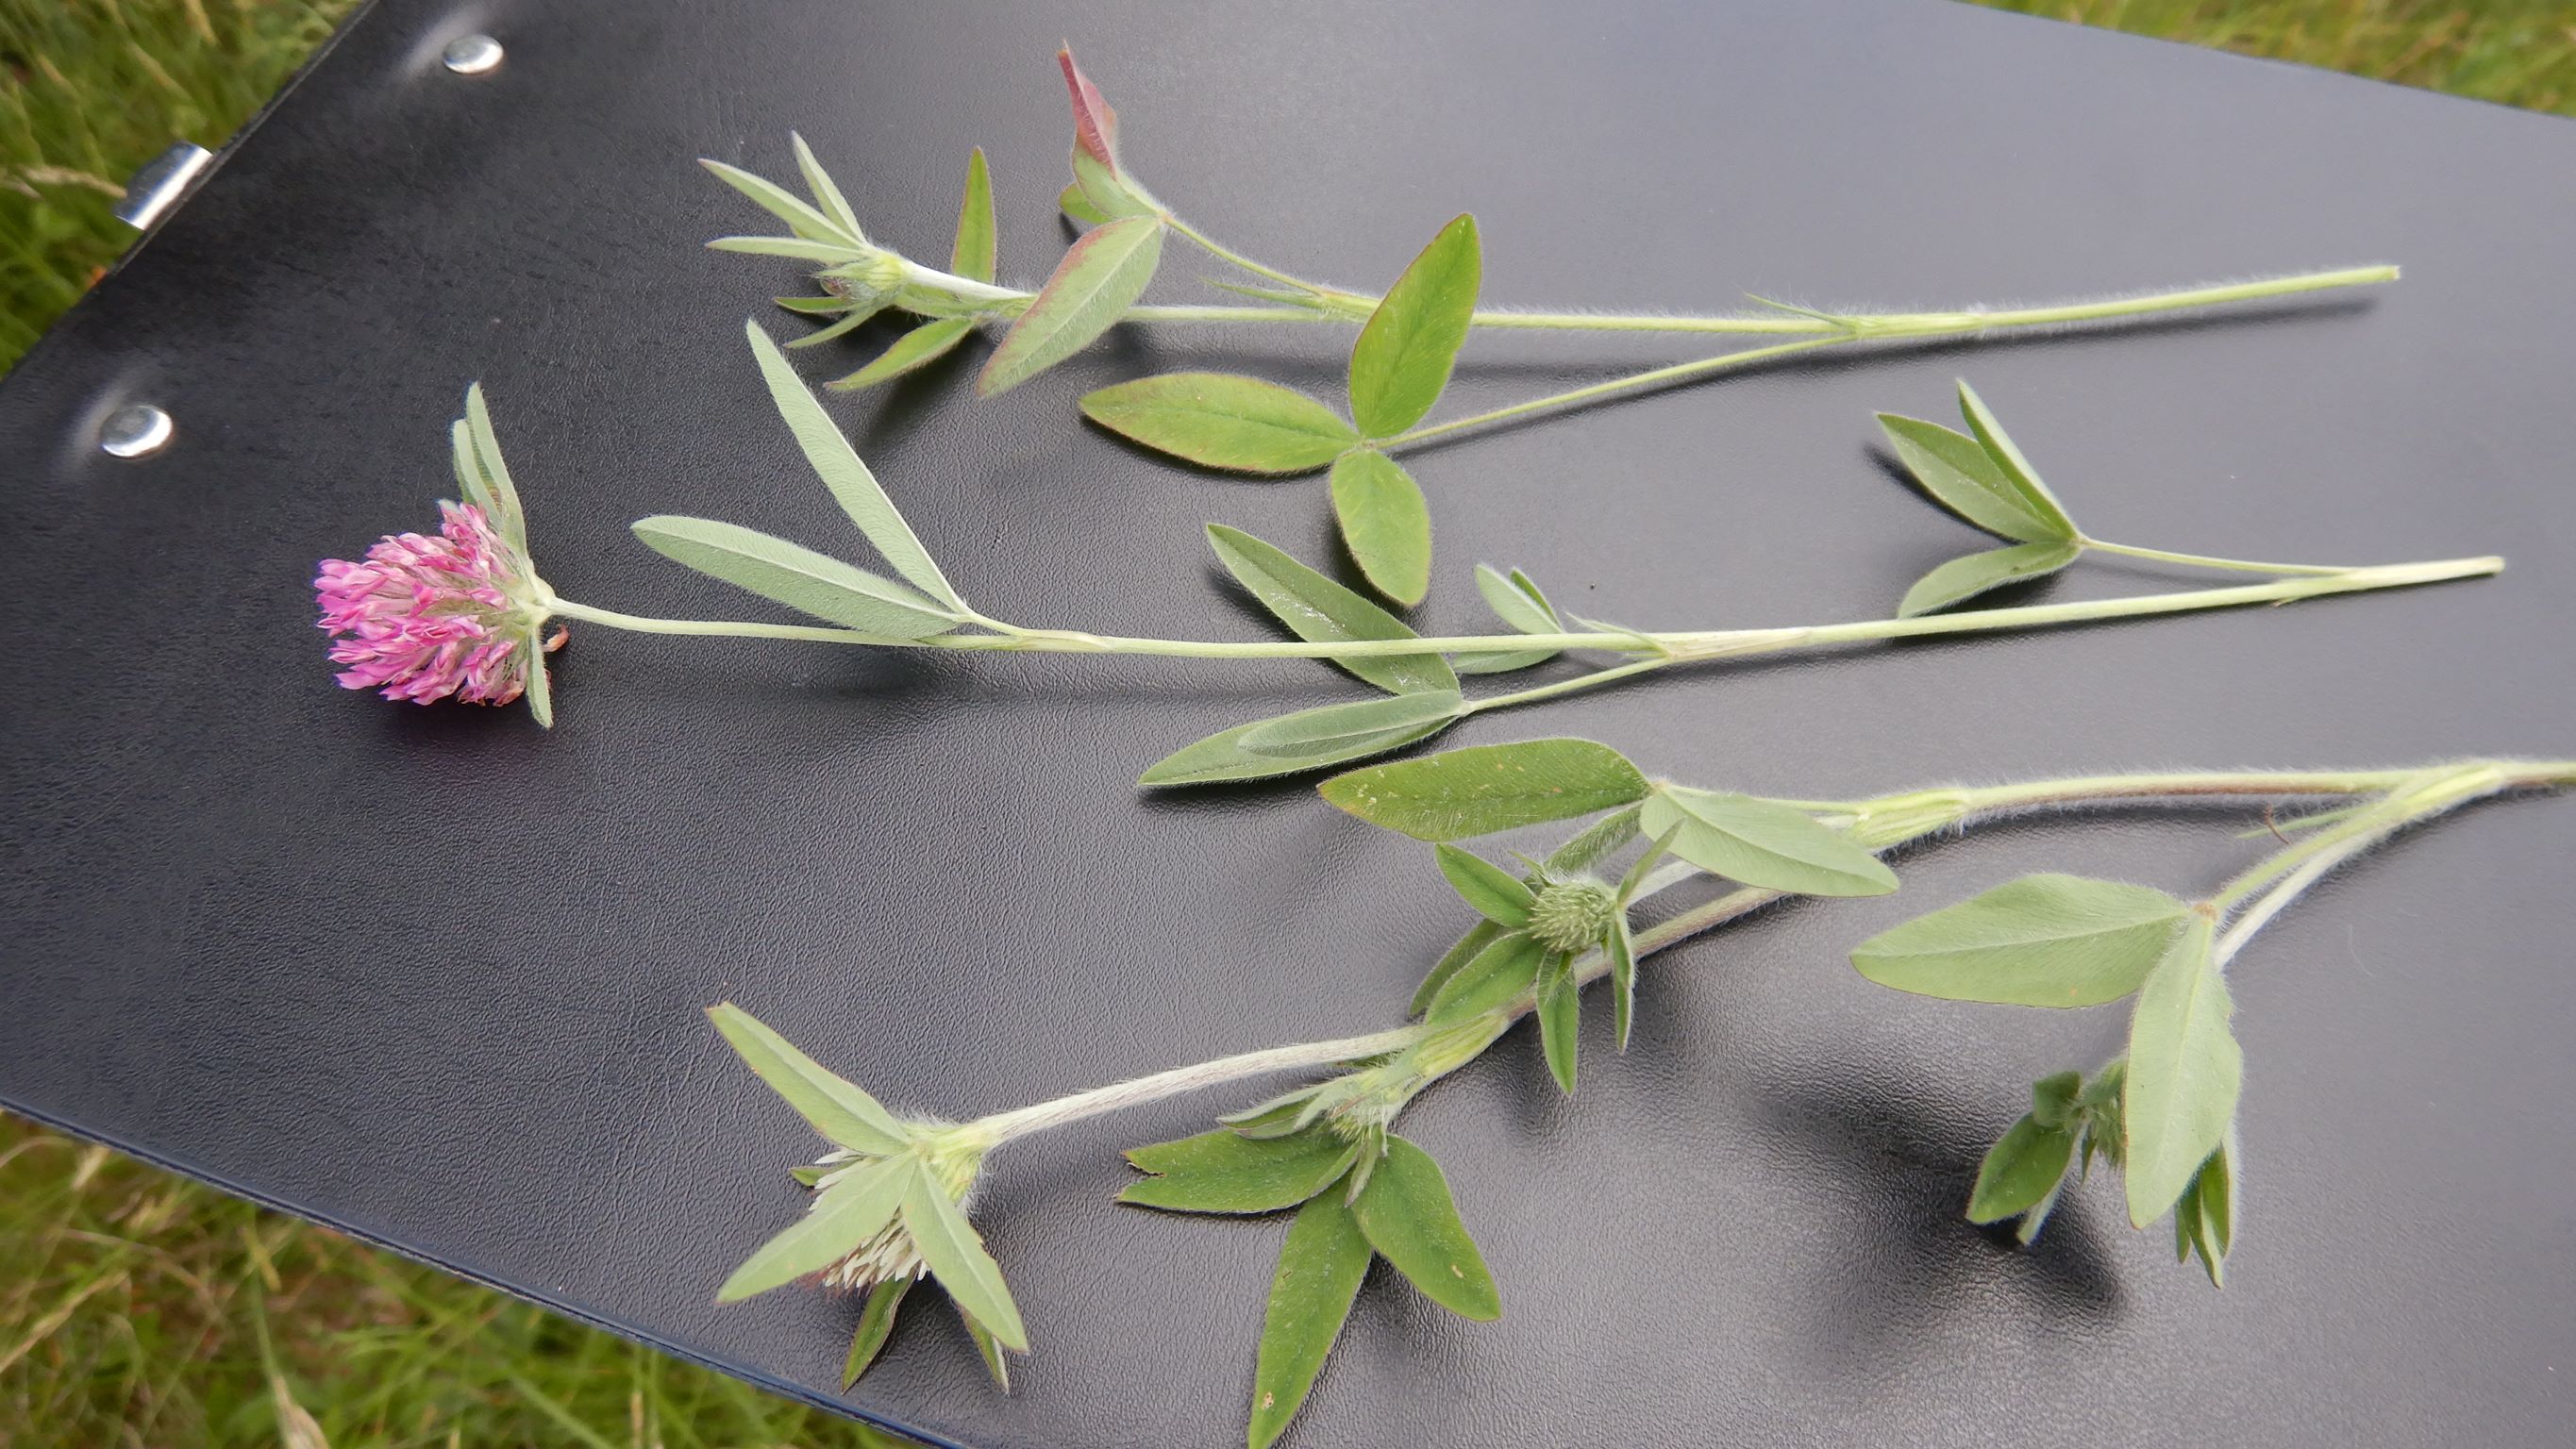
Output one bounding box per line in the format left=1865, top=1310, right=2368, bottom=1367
left=1349, top=1137, right=1500, bottom=1321
left=1079, top=374, right=1358, bottom=473
left=1347, top=215, right=1480, bottom=439
left=1249, top=1194, right=1372, bottom=1449
left=1640, top=787, right=1898, bottom=897
left=898, top=1163, right=1028, bottom=1353
left=1849, top=874, right=2190, bottom=1007
left=1204, top=525, right=1457, bottom=695
left=1435, top=843, right=1537, bottom=927
left=1897, top=540, right=2082, bottom=616
left=2121, top=914, right=2240, bottom=1227
left=631, top=516, right=960, bottom=639
left=744, top=321, right=963, bottom=608
left=1121, top=1129, right=1360, bottom=1215
left=1329, top=450, right=1433, bottom=605
left=705, top=1003, right=908, bottom=1155
left=979, top=213, right=1163, bottom=396
left=716, top=1158, right=908, bottom=1304
left=1319, top=739, right=1650, bottom=841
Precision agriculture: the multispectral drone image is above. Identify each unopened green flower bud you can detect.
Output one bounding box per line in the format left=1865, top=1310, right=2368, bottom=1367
left=1528, top=876, right=1618, bottom=954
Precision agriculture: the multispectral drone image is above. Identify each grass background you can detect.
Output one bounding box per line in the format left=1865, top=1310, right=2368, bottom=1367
left=4, top=0, right=2572, bottom=1443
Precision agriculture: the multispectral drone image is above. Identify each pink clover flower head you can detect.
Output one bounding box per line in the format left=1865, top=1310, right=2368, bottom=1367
left=315, top=499, right=560, bottom=712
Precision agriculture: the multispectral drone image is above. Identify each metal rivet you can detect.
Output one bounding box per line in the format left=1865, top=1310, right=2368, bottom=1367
left=113, top=142, right=214, bottom=231
left=442, top=34, right=504, bottom=75
left=100, top=405, right=175, bottom=459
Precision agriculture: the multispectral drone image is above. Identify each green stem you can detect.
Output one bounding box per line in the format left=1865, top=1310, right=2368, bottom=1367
left=959, top=758, right=2573, bottom=1148
left=1383, top=338, right=1848, bottom=446
left=881, top=247, right=2393, bottom=344
left=2083, top=539, right=2353, bottom=577
left=550, top=556, right=2497, bottom=674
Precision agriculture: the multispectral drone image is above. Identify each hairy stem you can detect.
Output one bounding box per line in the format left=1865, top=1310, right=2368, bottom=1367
left=550, top=556, right=2496, bottom=674
left=961, top=759, right=2575, bottom=1148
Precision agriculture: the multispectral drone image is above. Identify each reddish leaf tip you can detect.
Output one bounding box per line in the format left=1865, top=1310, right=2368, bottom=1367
left=1057, top=46, right=1121, bottom=172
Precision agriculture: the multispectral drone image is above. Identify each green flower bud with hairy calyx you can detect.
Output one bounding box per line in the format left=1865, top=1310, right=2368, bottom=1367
left=1529, top=876, right=1618, bottom=953
left=811, top=1123, right=992, bottom=1292
left=821, top=247, right=911, bottom=310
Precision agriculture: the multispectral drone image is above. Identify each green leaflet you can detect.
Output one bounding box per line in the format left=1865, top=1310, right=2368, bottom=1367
left=785, top=310, right=876, bottom=351
left=979, top=213, right=1164, bottom=396
left=898, top=1163, right=1028, bottom=1353
left=2173, top=1143, right=2233, bottom=1287
left=1072, top=148, right=1158, bottom=221
left=1347, top=214, right=1480, bottom=439
left=1412, top=919, right=1503, bottom=1019
left=744, top=321, right=963, bottom=608
left=1876, top=412, right=2067, bottom=545
left=774, top=294, right=853, bottom=316
left=716, top=1158, right=909, bottom=1304
left=961, top=1308, right=1012, bottom=1391
left=521, top=629, right=555, bottom=728
left=2121, top=914, right=2240, bottom=1226
left=1452, top=564, right=1564, bottom=673
left=830, top=318, right=977, bottom=391
left=1240, top=691, right=1465, bottom=757
left=1534, top=958, right=1580, bottom=1092
left=1059, top=182, right=1110, bottom=225
left=630, top=516, right=960, bottom=639
left=458, top=384, right=527, bottom=551
left=1607, top=913, right=1637, bottom=1052
left=1425, top=930, right=1547, bottom=1025
left=707, top=235, right=870, bottom=264
left=705, top=1003, right=908, bottom=1155
left=1138, top=709, right=1453, bottom=787
left=1079, top=374, right=1358, bottom=473
left=1965, top=1113, right=2079, bottom=1224
left=1898, top=540, right=2082, bottom=617
left=1319, top=739, right=1650, bottom=841
left=1249, top=1193, right=1372, bottom=1449
left=951, top=146, right=996, bottom=282
left=1204, top=525, right=1457, bottom=695
left=1849, top=874, right=2190, bottom=1008
left=842, top=1277, right=911, bottom=1387
left=790, top=133, right=864, bottom=243
left=701, top=157, right=850, bottom=245
left=1955, top=380, right=2078, bottom=539
left=1640, top=787, right=1899, bottom=897
left=1546, top=803, right=1645, bottom=875
left=1349, top=1137, right=1500, bottom=1321
left=1119, top=1128, right=1359, bottom=1215
left=1434, top=843, right=1536, bottom=927
left=1329, top=450, right=1434, bottom=605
